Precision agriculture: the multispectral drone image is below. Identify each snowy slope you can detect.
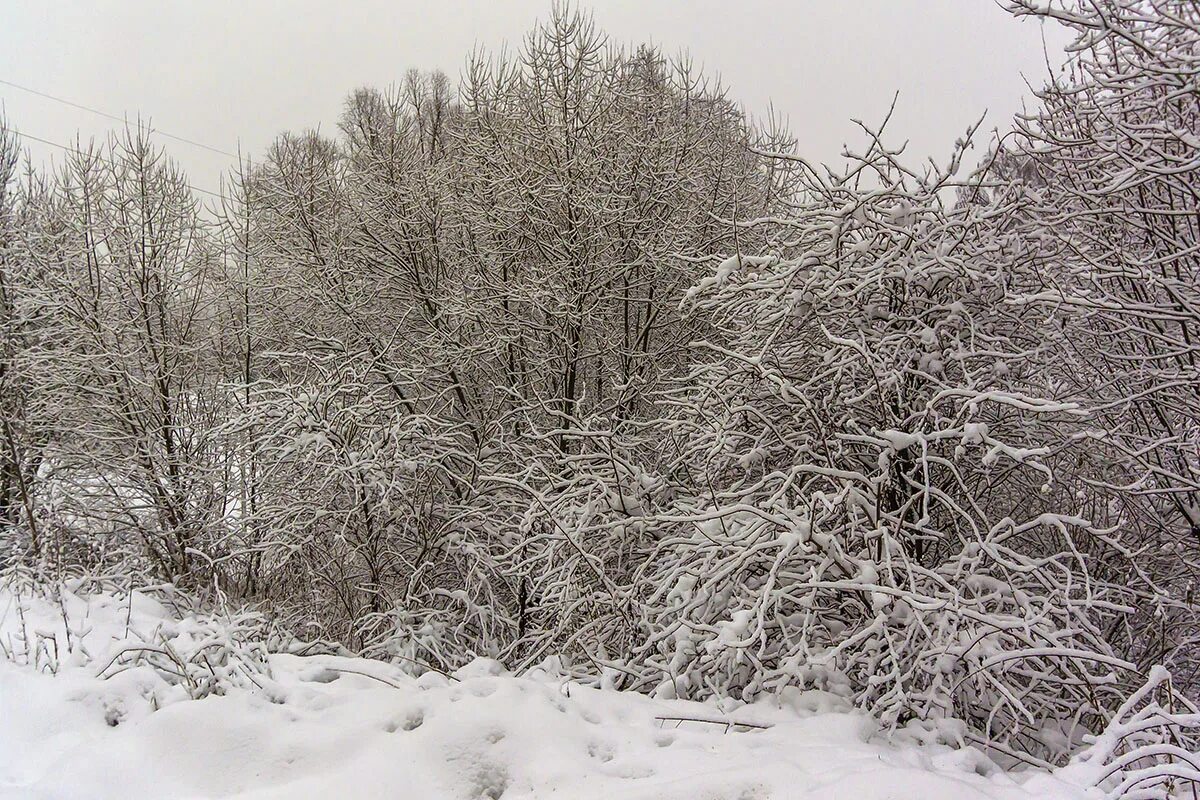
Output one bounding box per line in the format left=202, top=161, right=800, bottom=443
left=0, top=585, right=1096, bottom=800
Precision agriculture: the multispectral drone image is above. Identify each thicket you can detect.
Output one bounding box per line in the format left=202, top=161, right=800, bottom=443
left=3, top=1, right=1199, bottom=781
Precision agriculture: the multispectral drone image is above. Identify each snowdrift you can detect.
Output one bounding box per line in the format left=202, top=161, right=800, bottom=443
left=0, top=583, right=1112, bottom=799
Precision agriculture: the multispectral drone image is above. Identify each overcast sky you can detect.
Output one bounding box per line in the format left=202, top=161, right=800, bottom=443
left=1, top=1, right=1071, bottom=194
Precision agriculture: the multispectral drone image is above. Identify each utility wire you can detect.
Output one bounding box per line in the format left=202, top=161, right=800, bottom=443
left=0, top=77, right=238, bottom=158
left=5, top=128, right=225, bottom=199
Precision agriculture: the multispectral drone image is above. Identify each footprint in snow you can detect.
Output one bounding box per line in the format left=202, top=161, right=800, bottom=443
left=587, top=741, right=615, bottom=763
left=384, top=709, right=424, bottom=733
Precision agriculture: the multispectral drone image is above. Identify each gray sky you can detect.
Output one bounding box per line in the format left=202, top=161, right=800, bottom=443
left=1, top=1, right=1070, bottom=194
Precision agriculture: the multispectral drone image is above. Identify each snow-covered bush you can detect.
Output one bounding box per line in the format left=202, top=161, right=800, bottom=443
left=476, top=415, right=666, bottom=671
left=0, top=570, right=277, bottom=701
left=227, top=375, right=510, bottom=657
left=628, top=128, right=1152, bottom=763
left=1068, top=668, right=1200, bottom=800
left=996, top=0, right=1200, bottom=700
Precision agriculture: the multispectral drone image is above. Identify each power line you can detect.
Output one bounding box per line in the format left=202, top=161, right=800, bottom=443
left=0, top=77, right=238, bottom=159
left=6, top=128, right=225, bottom=199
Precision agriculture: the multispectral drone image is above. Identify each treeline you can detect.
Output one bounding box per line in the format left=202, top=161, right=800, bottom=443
left=2, top=1, right=1199, bottom=767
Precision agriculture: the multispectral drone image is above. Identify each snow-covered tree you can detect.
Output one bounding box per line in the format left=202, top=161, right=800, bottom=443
left=13, top=130, right=231, bottom=580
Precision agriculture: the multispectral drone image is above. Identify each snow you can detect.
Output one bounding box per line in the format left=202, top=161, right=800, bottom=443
left=0, top=585, right=1095, bottom=799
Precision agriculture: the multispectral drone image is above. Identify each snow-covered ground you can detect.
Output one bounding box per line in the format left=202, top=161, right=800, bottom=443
left=0, top=584, right=1098, bottom=800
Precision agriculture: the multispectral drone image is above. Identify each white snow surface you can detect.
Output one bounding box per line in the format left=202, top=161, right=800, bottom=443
left=0, top=585, right=1098, bottom=800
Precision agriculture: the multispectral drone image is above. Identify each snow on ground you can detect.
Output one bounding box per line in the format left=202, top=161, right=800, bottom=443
left=0, top=584, right=1096, bottom=800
